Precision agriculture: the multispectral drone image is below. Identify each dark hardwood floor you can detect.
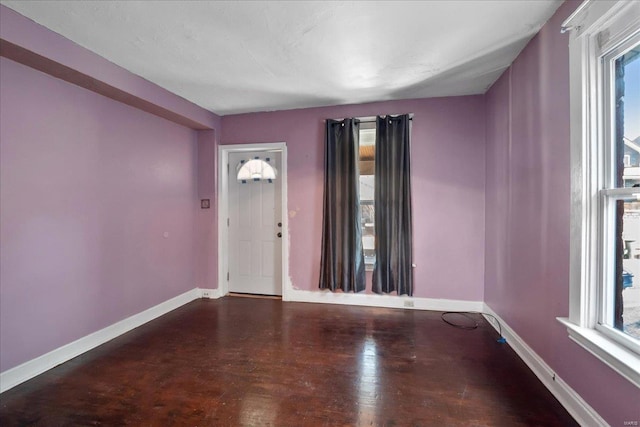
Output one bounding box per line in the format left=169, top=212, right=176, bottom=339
left=0, top=297, right=577, bottom=426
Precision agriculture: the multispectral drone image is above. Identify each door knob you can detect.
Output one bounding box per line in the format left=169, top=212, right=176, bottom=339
left=277, top=232, right=282, bottom=238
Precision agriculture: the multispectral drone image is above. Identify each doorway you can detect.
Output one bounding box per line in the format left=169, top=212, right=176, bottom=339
left=218, top=143, right=288, bottom=297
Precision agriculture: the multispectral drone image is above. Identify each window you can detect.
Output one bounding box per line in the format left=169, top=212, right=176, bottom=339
left=359, top=123, right=376, bottom=266
left=561, top=0, right=640, bottom=387
left=236, top=157, right=277, bottom=183
left=600, top=38, right=640, bottom=350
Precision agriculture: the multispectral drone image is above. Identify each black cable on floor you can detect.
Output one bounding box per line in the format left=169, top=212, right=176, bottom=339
left=441, top=311, right=506, bottom=343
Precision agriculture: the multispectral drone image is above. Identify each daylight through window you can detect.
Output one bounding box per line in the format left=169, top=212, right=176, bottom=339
left=603, top=39, right=640, bottom=347
left=561, top=0, right=640, bottom=387
left=359, top=123, right=376, bottom=266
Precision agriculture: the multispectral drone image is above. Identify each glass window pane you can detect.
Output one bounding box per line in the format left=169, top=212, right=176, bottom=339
left=615, top=199, right=640, bottom=341
left=359, top=126, right=376, bottom=265
left=616, top=43, right=640, bottom=188
left=360, top=176, right=375, bottom=264
left=236, top=158, right=277, bottom=183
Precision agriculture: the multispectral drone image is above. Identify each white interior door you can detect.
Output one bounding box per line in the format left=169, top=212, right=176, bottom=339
left=228, top=150, right=282, bottom=295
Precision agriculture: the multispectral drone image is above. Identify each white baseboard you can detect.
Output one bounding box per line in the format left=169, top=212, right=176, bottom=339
left=0, top=285, right=606, bottom=427
left=0, top=287, right=203, bottom=394
left=482, top=304, right=607, bottom=427
left=199, top=287, right=223, bottom=299
left=286, top=288, right=484, bottom=312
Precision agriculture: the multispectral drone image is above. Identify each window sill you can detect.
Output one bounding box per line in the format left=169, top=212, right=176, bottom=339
left=557, top=317, right=640, bottom=387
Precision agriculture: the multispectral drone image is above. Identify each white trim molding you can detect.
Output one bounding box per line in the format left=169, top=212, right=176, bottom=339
left=484, top=305, right=608, bottom=427
left=200, top=287, right=224, bottom=299
left=565, top=0, right=640, bottom=388
left=0, top=288, right=204, bottom=394
left=217, top=142, right=289, bottom=300
left=558, top=318, right=640, bottom=387
left=286, top=289, right=483, bottom=312
left=0, top=285, right=612, bottom=426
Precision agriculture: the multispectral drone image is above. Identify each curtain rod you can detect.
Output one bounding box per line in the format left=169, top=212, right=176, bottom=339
left=560, top=0, right=590, bottom=33
left=327, top=113, right=414, bottom=123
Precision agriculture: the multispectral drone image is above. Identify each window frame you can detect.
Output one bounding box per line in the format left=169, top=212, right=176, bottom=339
left=358, top=121, right=377, bottom=269
left=559, top=0, right=640, bottom=387
left=597, top=33, right=640, bottom=356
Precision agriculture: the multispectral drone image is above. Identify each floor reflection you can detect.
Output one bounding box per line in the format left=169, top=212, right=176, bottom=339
left=239, top=394, right=278, bottom=426
left=357, top=335, right=379, bottom=425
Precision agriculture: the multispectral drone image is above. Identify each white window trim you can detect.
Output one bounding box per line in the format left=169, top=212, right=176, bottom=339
left=359, top=120, right=377, bottom=269
left=560, top=0, right=640, bottom=387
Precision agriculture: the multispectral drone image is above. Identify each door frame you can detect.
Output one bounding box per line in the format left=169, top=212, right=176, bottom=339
left=217, top=142, right=289, bottom=299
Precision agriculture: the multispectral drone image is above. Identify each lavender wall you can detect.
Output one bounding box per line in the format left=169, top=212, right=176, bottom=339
left=4, top=2, right=629, bottom=422
left=0, top=57, right=200, bottom=372
left=485, top=1, right=639, bottom=424
left=0, top=5, right=220, bottom=130
left=197, top=130, right=218, bottom=290
left=222, top=97, right=486, bottom=300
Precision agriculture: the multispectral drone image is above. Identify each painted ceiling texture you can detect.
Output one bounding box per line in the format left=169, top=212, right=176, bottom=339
left=1, top=1, right=563, bottom=115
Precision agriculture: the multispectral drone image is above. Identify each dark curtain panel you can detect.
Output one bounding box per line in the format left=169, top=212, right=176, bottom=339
left=319, top=118, right=366, bottom=293
left=373, top=114, right=413, bottom=296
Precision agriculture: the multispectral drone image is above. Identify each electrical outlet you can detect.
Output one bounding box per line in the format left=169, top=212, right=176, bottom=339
left=202, top=291, right=210, bottom=298
left=404, top=300, right=414, bottom=308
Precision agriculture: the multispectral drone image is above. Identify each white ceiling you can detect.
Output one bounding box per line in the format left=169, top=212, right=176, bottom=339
left=1, top=1, right=562, bottom=116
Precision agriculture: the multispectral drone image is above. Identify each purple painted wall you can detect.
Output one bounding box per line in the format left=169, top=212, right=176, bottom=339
left=222, top=97, right=486, bottom=300
left=197, top=131, right=218, bottom=290
left=0, top=5, right=220, bottom=130
left=3, top=2, right=632, bottom=423
left=485, top=1, right=639, bottom=424
left=1, top=5, right=220, bottom=373
left=0, top=57, right=200, bottom=372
